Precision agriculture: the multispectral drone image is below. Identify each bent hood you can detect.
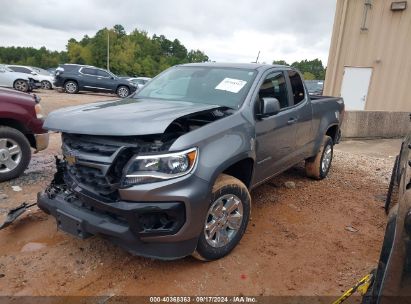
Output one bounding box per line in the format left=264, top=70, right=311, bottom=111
left=44, top=97, right=220, bottom=136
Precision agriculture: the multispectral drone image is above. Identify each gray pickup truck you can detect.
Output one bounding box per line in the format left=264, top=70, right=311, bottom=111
left=38, top=63, right=344, bottom=260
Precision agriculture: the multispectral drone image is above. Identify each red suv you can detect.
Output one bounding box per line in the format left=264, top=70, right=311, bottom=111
left=0, top=88, right=49, bottom=181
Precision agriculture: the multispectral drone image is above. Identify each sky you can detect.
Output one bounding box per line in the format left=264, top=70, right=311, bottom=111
left=0, top=0, right=337, bottom=65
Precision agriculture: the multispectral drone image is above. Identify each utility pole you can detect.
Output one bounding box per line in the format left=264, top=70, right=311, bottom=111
left=254, top=51, right=260, bottom=63
left=107, top=31, right=110, bottom=71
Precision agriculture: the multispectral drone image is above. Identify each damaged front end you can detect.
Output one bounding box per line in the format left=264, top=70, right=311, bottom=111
left=36, top=106, right=232, bottom=258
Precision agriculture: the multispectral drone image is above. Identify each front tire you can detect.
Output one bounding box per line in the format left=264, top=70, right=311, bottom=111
left=13, top=79, right=29, bottom=92
left=64, top=80, right=78, bottom=94
left=305, top=135, right=333, bottom=180
left=193, top=174, right=251, bottom=261
left=116, top=85, right=130, bottom=98
left=0, top=127, right=31, bottom=182
left=41, top=80, right=52, bottom=90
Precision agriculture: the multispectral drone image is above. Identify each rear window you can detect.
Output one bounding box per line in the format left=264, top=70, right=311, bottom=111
left=81, top=68, right=96, bottom=75
left=288, top=70, right=305, bottom=105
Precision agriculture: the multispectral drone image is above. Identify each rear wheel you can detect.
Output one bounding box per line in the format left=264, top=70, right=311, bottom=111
left=13, top=79, right=29, bottom=92
left=305, top=135, right=333, bottom=180
left=117, top=85, right=130, bottom=98
left=0, top=127, right=31, bottom=182
left=64, top=80, right=78, bottom=94
left=193, top=174, right=251, bottom=261
left=41, top=80, right=52, bottom=90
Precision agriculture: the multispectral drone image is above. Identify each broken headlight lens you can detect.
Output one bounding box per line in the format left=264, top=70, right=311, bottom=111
left=122, top=148, right=198, bottom=185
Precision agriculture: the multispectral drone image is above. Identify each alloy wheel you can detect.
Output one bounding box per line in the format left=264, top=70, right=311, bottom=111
left=204, top=194, right=244, bottom=248
left=321, top=144, right=332, bottom=173
left=0, top=138, right=22, bottom=173
left=118, top=87, right=129, bottom=97
left=14, top=80, right=28, bottom=92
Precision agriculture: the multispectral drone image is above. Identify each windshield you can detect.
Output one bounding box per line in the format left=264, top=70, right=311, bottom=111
left=135, top=66, right=257, bottom=108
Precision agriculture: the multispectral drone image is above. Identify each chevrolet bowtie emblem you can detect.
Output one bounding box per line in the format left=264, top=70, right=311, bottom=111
left=63, top=149, right=77, bottom=166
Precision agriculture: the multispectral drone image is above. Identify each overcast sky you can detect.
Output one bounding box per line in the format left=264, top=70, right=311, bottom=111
left=0, top=0, right=336, bottom=65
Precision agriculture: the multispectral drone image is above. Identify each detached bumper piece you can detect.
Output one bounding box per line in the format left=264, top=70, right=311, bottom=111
left=37, top=185, right=195, bottom=259
left=34, top=133, right=49, bottom=152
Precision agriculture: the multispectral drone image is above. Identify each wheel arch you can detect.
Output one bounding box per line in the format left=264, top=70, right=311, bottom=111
left=0, top=119, right=35, bottom=148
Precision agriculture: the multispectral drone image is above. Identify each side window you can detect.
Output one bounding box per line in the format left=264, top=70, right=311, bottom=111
left=287, top=70, right=305, bottom=105
left=96, top=69, right=110, bottom=77
left=258, top=72, right=289, bottom=109
left=10, top=66, right=30, bottom=74
left=81, top=68, right=96, bottom=76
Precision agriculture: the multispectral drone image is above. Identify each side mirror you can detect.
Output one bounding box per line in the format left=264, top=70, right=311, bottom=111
left=0, top=69, right=5, bottom=73
left=259, top=97, right=281, bottom=118
left=31, top=71, right=38, bottom=75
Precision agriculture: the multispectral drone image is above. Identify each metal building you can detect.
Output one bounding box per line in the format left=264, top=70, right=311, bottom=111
left=324, top=0, right=411, bottom=111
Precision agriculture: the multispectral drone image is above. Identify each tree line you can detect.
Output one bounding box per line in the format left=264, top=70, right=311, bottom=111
left=0, top=24, right=209, bottom=77
left=0, top=24, right=326, bottom=79
left=272, top=59, right=326, bottom=80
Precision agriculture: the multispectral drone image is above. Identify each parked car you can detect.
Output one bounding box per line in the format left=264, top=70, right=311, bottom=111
left=0, top=88, right=48, bottom=181
left=54, top=64, right=137, bottom=97
left=305, top=80, right=324, bottom=95
left=362, top=130, right=411, bottom=303
left=7, top=65, right=53, bottom=90
left=127, top=77, right=152, bottom=89
left=47, top=68, right=56, bottom=75
left=0, top=65, right=38, bottom=92
left=38, top=63, right=344, bottom=260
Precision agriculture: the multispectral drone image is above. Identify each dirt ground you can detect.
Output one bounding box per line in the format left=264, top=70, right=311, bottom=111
left=0, top=90, right=400, bottom=298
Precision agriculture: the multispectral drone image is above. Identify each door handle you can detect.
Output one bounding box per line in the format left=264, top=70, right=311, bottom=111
left=287, top=118, right=298, bottom=125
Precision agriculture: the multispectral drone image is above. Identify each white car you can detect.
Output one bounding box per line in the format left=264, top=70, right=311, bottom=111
left=7, top=65, right=54, bottom=89
left=127, top=77, right=152, bottom=89
left=0, top=65, right=35, bottom=92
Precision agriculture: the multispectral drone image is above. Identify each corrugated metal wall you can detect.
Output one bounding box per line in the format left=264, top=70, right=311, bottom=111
left=324, top=0, right=411, bottom=111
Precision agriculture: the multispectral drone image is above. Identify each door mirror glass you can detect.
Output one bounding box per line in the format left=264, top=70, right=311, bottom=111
left=260, top=97, right=281, bottom=117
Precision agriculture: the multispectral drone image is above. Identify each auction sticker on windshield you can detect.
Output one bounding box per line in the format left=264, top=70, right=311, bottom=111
left=215, top=78, right=247, bottom=93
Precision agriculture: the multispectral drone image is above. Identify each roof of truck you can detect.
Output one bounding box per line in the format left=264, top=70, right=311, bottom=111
left=180, top=62, right=288, bottom=70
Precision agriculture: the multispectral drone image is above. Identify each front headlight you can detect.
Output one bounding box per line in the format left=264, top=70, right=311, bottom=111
left=122, top=147, right=198, bottom=186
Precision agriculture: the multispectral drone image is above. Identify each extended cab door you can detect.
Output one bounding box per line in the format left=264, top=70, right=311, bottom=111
left=285, top=70, right=314, bottom=159
left=253, top=70, right=297, bottom=182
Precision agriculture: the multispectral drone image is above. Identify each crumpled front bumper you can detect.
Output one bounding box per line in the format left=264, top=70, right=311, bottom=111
left=37, top=172, right=211, bottom=259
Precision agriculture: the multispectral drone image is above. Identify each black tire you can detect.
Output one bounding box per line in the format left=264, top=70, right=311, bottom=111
left=0, top=126, right=31, bottom=182
left=305, top=135, right=333, bottom=180
left=384, top=155, right=399, bottom=214
left=116, top=85, right=130, bottom=98
left=193, top=174, right=251, bottom=261
left=13, top=79, right=29, bottom=92
left=64, top=80, right=79, bottom=94
left=41, top=80, right=52, bottom=90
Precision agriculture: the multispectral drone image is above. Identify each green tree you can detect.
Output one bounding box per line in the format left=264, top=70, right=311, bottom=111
left=303, top=72, right=316, bottom=80
left=272, top=60, right=289, bottom=66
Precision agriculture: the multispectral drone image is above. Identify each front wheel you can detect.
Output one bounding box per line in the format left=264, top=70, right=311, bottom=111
left=13, top=79, right=29, bottom=92
left=116, top=86, right=130, bottom=98
left=305, top=135, right=333, bottom=180
left=41, top=80, right=52, bottom=90
left=193, top=174, right=251, bottom=261
left=0, top=127, right=31, bottom=182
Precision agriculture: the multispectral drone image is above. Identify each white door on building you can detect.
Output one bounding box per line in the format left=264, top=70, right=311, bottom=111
left=340, top=67, right=373, bottom=110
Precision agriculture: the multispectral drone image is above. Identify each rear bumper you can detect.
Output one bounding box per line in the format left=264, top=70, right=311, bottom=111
left=34, top=132, right=49, bottom=151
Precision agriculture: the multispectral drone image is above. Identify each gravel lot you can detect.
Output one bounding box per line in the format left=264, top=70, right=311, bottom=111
left=0, top=90, right=400, bottom=297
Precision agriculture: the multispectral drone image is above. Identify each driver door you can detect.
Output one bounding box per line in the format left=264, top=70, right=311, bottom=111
left=253, top=71, right=296, bottom=183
